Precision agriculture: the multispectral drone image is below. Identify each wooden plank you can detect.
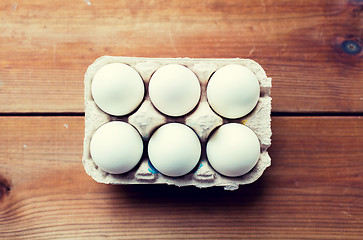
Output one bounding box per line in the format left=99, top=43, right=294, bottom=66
left=0, top=0, right=362, bottom=113
left=0, top=116, right=362, bottom=239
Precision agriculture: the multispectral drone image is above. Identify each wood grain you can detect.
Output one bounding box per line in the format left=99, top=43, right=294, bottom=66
left=0, top=0, right=362, bottom=113
left=0, top=116, right=362, bottom=239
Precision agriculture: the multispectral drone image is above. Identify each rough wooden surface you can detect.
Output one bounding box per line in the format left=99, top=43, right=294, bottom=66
left=0, top=117, right=362, bottom=239
left=1, top=0, right=363, bottom=239
left=0, top=0, right=362, bottom=113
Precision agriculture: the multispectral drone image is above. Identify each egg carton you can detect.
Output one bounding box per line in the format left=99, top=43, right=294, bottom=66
left=82, top=56, right=272, bottom=191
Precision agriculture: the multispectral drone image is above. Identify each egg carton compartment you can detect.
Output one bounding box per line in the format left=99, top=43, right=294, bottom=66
left=83, top=56, right=272, bottom=191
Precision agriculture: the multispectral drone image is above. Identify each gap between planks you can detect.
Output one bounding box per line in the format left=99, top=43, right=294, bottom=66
left=0, top=112, right=362, bottom=117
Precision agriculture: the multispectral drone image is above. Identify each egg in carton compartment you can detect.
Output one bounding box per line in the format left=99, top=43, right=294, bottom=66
left=82, top=56, right=271, bottom=191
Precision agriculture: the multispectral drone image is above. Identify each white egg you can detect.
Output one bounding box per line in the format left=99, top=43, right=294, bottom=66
left=149, top=64, right=201, bottom=117
left=148, top=123, right=201, bottom=177
left=90, top=121, right=143, bottom=174
left=207, top=64, right=260, bottom=119
left=206, top=123, right=260, bottom=177
left=91, top=63, right=144, bottom=116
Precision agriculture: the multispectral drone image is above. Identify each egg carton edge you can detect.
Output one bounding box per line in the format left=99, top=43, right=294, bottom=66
left=82, top=56, right=272, bottom=191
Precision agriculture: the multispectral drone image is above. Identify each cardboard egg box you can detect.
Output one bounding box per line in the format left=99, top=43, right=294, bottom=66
left=82, top=56, right=271, bottom=191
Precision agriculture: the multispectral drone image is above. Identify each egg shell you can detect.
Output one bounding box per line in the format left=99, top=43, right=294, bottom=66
left=83, top=56, right=271, bottom=190
left=206, top=123, right=260, bottom=177
left=149, top=64, right=201, bottom=117
left=91, top=63, right=145, bottom=116
left=207, top=64, right=260, bottom=119
left=90, top=121, right=143, bottom=174
left=148, top=123, right=201, bottom=177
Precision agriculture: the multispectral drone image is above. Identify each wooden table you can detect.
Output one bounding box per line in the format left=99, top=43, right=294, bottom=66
left=1, top=0, right=362, bottom=239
